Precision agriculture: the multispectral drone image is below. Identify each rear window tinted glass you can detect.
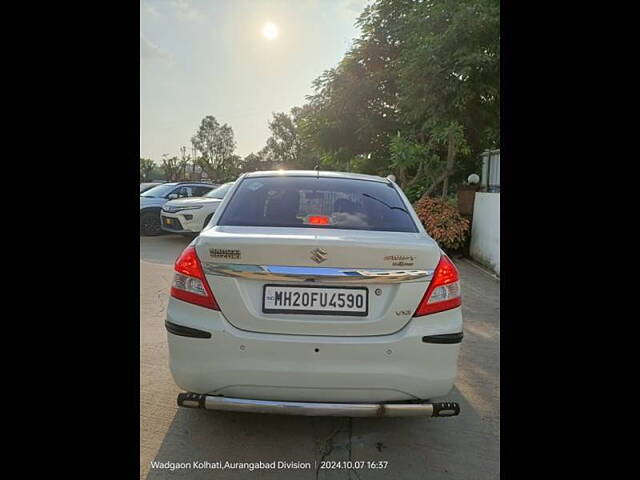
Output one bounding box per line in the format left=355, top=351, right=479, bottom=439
left=218, top=176, right=417, bottom=233
left=192, top=186, right=215, bottom=196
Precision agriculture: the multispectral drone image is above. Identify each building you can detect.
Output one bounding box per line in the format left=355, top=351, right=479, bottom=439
left=480, top=149, right=500, bottom=193
left=470, top=149, right=500, bottom=275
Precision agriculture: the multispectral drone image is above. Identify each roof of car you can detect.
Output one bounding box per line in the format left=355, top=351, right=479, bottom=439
left=242, top=170, right=389, bottom=183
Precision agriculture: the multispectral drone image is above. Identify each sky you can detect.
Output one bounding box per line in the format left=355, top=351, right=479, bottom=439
left=140, top=0, right=371, bottom=163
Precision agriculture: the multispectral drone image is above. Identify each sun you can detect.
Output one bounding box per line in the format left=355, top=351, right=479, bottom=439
left=262, top=22, right=278, bottom=40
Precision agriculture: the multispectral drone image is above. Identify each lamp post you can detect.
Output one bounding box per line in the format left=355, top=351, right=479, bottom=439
left=456, top=173, right=481, bottom=258
left=457, top=173, right=480, bottom=217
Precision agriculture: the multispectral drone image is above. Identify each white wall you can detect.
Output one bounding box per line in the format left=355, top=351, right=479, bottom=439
left=470, top=192, right=500, bottom=276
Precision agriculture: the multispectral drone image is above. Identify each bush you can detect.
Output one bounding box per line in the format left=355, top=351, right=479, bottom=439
left=403, top=182, right=426, bottom=204
left=413, top=196, right=470, bottom=251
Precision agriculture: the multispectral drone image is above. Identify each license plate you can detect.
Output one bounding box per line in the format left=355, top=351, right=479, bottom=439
left=263, top=285, right=368, bottom=316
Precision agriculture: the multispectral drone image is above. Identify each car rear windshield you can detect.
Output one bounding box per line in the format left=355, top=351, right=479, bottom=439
left=218, top=176, right=418, bottom=233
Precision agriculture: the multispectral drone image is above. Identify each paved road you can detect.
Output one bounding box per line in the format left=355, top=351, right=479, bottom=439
left=140, top=234, right=500, bottom=479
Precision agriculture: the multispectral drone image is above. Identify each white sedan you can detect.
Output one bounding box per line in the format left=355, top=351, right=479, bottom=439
left=166, top=171, right=463, bottom=417
left=160, top=182, right=234, bottom=234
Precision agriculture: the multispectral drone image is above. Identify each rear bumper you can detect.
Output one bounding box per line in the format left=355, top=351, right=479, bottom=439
left=166, top=298, right=462, bottom=403
left=177, top=392, right=460, bottom=417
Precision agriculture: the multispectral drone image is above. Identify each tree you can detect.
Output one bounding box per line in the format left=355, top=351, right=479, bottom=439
left=297, top=0, right=413, bottom=175
left=191, top=115, right=237, bottom=182
left=140, top=158, right=154, bottom=182
left=225, top=154, right=243, bottom=180
left=291, top=0, right=499, bottom=193
left=303, top=52, right=396, bottom=174
left=241, top=152, right=261, bottom=172
left=161, top=154, right=181, bottom=182
left=261, top=108, right=318, bottom=170
left=179, top=146, right=190, bottom=180
left=389, top=133, right=429, bottom=189
left=169, top=0, right=499, bottom=194
left=265, top=112, right=300, bottom=168
left=394, top=0, right=499, bottom=198
left=240, top=151, right=273, bottom=173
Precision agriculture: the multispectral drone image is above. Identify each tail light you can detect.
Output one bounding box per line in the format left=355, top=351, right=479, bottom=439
left=413, top=255, right=461, bottom=316
left=170, top=246, right=219, bottom=310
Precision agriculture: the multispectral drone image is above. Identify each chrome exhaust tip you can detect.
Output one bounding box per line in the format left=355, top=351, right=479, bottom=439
left=431, top=402, right=460, bottom=417
left=177, top=393, right=460, bottom=418
left=177, top=392, right=206, bottom=409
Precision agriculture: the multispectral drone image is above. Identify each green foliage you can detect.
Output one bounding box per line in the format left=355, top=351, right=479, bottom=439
left=161, top=155, right=181, bottom=182
left=297, top=0, right=499, bottom=194
left=265, top=112, right=299, bottom=167
left=413, top=196, right=470, bottom=251
left=149, top=166, right=165, bottom=181
left=153, top=0, right=498, bottom=194
left=240, top=152, right=266, bottom=173
left=177, top=146, right=193, bottom=180
left=390, top=134, right=425, bottom=173
left=191, top=115, right=237, bottom=182
left=260, top=107, right=319, bottom=171
left=139, top=158, right=154, bottom=182
left=403, top=182, right=426, bottom=204
left=389, top=133, right=428, bottom=187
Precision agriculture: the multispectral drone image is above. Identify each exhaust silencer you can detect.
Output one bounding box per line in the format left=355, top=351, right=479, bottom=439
left=177, top=393, right=460, bottom=417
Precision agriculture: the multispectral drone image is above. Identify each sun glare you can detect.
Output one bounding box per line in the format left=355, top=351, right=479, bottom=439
left=262, top=22, right=278, bottom=40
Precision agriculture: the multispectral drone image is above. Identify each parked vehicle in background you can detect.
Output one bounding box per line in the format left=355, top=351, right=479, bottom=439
left=140, top=182, right=164, bottom=193
left=161, top=182, right=235, bottom=235
left=167, top=171, right=463, bottom=417
left=140, top=182, right=218, bottom=236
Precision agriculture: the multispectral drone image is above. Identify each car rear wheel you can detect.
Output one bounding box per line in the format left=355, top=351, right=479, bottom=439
left=140, top=211, right=162, bottom=236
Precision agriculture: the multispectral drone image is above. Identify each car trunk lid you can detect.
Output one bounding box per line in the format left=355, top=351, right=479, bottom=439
left=194, top=226, right=441, bottom=336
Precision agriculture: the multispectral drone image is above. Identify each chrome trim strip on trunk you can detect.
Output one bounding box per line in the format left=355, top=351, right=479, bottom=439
left=176, top=393, right=460, bottom=417
left=201, top=263, right=433, bottom=283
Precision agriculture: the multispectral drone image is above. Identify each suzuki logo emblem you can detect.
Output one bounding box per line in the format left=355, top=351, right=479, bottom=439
left=310, top=248, right=327, bottom=264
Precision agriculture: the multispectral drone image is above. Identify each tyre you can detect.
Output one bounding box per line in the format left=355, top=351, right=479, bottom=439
left=140, top=211, right=162, bottom=236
